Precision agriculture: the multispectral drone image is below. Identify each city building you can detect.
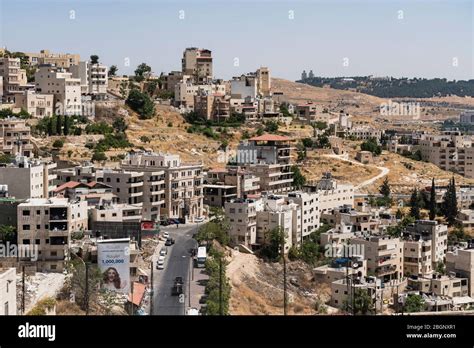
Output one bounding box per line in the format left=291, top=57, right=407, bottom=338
left=25, top=49, right=80, bottom=68
left=304, top=173, right=354, bottom=214
left=0, top=118, right=34, bottom=157
left=181, top=47, right=213, bottom=83
left=35, top=65, right=82, bottom=116
left=90, top=203, right=142, bottom=239
left=0, top=57, right=27, bottom=102
left=232, top=134, right=293, bottom=193
left=225, top=197, right=261, bottom=248
left=194, top=91, right=230, bottom=121
left=459, top=111, right=474, bottom=124
left=17, top=198, right=88, bottom=272
left=286, top=191, right=320, bottom=240
left=446, top=247, right=474, bottom=297
left=314, top=258, right=367, bottom=284
left=14, top=90, right=54, bottom=118
left=0, top=268, right=16, bottom=315
left=0, top=156, right=57, bottom=199
left=121, top=152, right=203, bottom=222
left=71, top=61, right=108, bottom=99
left=408, top=275, right=469, bottom=298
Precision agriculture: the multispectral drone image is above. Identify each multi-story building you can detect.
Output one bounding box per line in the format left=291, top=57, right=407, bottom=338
left=35, top=65, right=82, bottom=115
left=286, top=191, right=320, bottom=240
left=181, top=47, right=213, bottom=83
left=347, top=126, right=383, bottom=142
left=0, top=57, right=27, bottom=102
left=14, top=90, right=54, bottom=118
left=225, top=197, right=261, bottom=247
left=53, top=180, right=116, bottom=207
left=230, top=74, right=257, bottom=99
left=402, top=220, right=448, bottom=277
left=121, top=152, right=203, bottom=222
left=232, top=134, right=293, bottom=193
left=314, top=258, right=367, bottom=284
left=25, top=49, right=80, bottom=68
left=408, top=275, right=469, bottom=298
left=417, top=131, right=474, bottom=178
left=256, top=67, right=271, bottom=97
left=305, top=173, right=354, bottom=214
left=330, top=276, right=382, bottom=310
left=174, top=76, right=226, bottom=110
left=194, top=91, right=230, bottom=121
left=446, top=247, right=474, bottom=297
left=90, top=203, right=142, bottom=239
left=0, top=268, right=16, bottom=315
left=162, top=71, right=183, bottom=93
left=0, top=156, right=57, bottom=199
left=17, top=198, right=88, bottom=272
left=459, top=111, right=474, bottom=124
left=0, top=118, right=34, bottom=157
left=321, top=205, right=379, bottom=233
left=71, top=61, right=108, bottom=99
left=353, top=235, right=404, bottom=282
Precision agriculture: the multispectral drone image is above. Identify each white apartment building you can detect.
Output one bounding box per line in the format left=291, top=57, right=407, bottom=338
left=305, top=173, right=354, bottom=214
left=225, top=197, right=262, bottom=247
left=231, top=74, right=258, bottom=99
left=0, top=268, right=16, bottom=315
left=90, top=203, right=142, bottom=239
left=25, top=49, right=80, bottom=68
left=0, top=118, right=34, bottom=157
left=17, top=198, right=88, bottom=272
left=353, top=235, right=404, bottom=282
left=347, top=126, right=383, bottom=141
left=0, top=156, right=57, bottom=199
left=286, top=191, right=320, bottom=240
left=446, top=248, right=474, bottom=297
left=402, top=220, right=448, bottom=277
left=70, top=61, right=108, bottom=99
left=417, top=132, right=474, bottom=178
left=0, top=57, right=27, bottom=102
left=35, top=65, right=82, bottom=115
left=14, top=90, right=53, bottom=118
left=121, top=152, right=204, bottom=222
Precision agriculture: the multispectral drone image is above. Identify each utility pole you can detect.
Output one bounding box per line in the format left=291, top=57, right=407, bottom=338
left=84, top=263, right=89, bottom=315
left=150, top=261, right=154, bottom=315
left=21, top=266, right=25, bottom=315
left=219, top=255, right=223, bottom=315
left=188, top=256, right=191, bottom=308
left=130, top=281, right=134, bottom=316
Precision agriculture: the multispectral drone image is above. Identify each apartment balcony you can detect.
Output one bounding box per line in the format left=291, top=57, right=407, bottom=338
left=129, top=191, right=143, bottom=198
left=375, top=264, right=397, bottom=276
left=128, top=181, right=143, bottom=187
left=49, top=207, right=68, bottom=221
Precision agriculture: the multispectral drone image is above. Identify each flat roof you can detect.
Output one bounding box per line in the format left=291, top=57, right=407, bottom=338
left=249, top=134, right=291, bottom=142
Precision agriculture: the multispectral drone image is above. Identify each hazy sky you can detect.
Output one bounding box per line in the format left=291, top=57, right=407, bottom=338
left=1, top=0, right=473, bottom=80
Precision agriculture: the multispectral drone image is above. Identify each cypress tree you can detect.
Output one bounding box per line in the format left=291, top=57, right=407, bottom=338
left=63, top=115, right=69, bottom=135
left=47, top=118, right=53, bottom=136
left=429, top=178, right=436, bottom=220
left=56, top=115, right=62, bottom=135
left=409, top=188, right=421, bottom=220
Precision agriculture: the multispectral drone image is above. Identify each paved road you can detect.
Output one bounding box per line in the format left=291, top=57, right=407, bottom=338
left=152, top=224, right=199, bottom=315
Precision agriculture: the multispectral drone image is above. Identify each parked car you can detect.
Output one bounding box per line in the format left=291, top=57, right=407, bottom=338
left=162, top=231, right=170, bottom=239
left=165, top=238, right=175, bottom=246
left=172, top=283, right=183, bottom=296
left=159, top=247, right=168, bottom=256
left=175, top=276, right=184, bottom=285
left=194, top=216, right=205, bottom=223
left=159, top=219, right=170, bottom=226
left=157, top=256, right=165, bottom=269
left=199, top=294, right=208, bottom=304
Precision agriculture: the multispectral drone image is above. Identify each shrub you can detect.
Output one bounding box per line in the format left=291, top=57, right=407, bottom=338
left=52, top=139, right=65, bottom=149
left=91, top=151, right=107, bottom=162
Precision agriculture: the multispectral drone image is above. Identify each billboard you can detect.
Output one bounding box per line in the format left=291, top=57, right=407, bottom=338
left=97, top=239, right=130, bottom=293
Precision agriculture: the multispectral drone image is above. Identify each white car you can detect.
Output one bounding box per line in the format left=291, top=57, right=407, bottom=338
left=194, top=216, right=205, bottom=223
left=162, top=231, right=170, bottom=240
left=159, top=247, right=167, bottom=257
left=157, top=256, right=165, bottom=269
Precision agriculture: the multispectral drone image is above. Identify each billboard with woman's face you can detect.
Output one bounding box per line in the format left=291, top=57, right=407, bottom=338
left=97, top=240, right=130, bottom=293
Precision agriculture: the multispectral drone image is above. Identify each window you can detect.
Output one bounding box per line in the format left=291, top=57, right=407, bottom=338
left=36, top=210, right=41, bottom=215
left=22, top=225, right=30, bottom=230
left=4, top=302, right=8, bottom=315
left=22, top=239, right=30, bottom=244
left=36, top=225, right=40, bottom=230
left=51, top=251, right=57, bottom=256
left=50, top=265, right=57, bottom=270
left=35, top=239, right=40, bottom=245
left=22, top=210, right=30, bottom=216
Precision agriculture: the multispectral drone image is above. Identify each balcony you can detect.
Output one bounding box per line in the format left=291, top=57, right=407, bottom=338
left=50, top=207, right=68, bottom=221
left=375, top=264, right=397, bottom=276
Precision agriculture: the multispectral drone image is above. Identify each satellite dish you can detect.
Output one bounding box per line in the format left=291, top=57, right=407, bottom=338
left=352, top=262, right=359, bottom=269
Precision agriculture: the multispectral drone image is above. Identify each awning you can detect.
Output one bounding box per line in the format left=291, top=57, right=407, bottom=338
left=128, top=282, right=146, bottom=306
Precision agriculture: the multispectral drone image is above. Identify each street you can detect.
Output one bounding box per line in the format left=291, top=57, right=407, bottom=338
left=152, top=223, right=199, bottom=315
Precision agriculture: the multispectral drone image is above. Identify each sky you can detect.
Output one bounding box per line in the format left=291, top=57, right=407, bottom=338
left=1, top=0, right=473, bottom=81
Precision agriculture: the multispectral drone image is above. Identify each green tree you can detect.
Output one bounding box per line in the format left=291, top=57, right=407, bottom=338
left=379, top=177, right=391, bottom=198
left=126, top=89, right=155, bottom=119
left=52, top=139, right=64, bottom=149
left=292, top=166, right=306, bottom=189
left=429, top=178, right=437, bottom=220
left=404, top=294, right=425, bottom=313
left=109, top=65, right=118, bottom=76
left=134, top=63, right=152, bottom=82
left=56, top=115, right=63, bottom=135
left=264, top=120, right=279, bottom=133
left=259, top=227, right=286, bottom=261
left=91, top=151, right=107, bottom=162
left=352, top=289, right=373, bottom=315
left=0, top=153, right=13, bottom=164
left=312, top=121, right=327, bottom=131
left=442, top=177, right=458, bottom=226
left=0, top=225, right=16, bottom=243
left=63, top=115, right=70, bottom=135
left=409, top=188, right=420, bottom=220
left=90, top=55, right=99, bottom=64
left=112, top=117, right=127, bottom=133
left=360, top=138, right=382, bottom=156
left=47, top=117, right=54, bottom=136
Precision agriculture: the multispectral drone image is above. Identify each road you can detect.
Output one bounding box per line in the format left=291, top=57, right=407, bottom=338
left=152, top=223, right=199, bottom=315
left=322, top=153, right=390, bottom=191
